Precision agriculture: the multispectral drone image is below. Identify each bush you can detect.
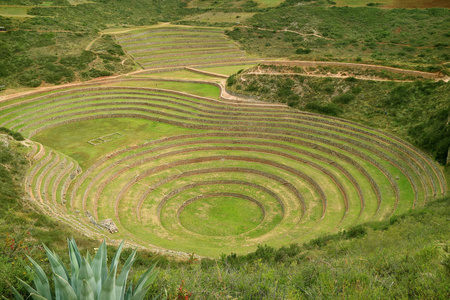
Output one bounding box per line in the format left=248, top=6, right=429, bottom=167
left=344, top=225, right=367, bottom=239
left=227, top=74, right=237, bottom=86
left=81, top=68, right=112, bottom=80
left=60, top=51, right=96, bottom=70
left=40, top=63, right=74, bottom=84
left=305, top=102, right=341, bottom=116
left=408, top=106, right=450, bottom=164
left=332, top=93, right=355, bottom=104
left=0, top=127, right=24, bottom=141
left=295, top=48, right=311, bottom=54
left=385, top=85, right=412, bottom=107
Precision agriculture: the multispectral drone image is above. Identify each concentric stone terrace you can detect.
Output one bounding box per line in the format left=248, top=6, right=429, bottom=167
left=1, top=78, right=445, bottom=256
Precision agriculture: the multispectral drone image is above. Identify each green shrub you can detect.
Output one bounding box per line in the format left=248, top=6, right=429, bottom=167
left=295, top=48, right=311, bottom=54
left=344, top=225, right=367, bottom=239
left=305, top=102, right=341, bottom=116
left=0, top=127, right=24, bottom=141
left=60, top=51, right=96, bottom=70
left=332, top=93, right=355, bottom=104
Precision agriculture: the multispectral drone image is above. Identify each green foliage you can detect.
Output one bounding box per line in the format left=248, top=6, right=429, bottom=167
left=13, top=239, right=158, bottom=300
left=60, top=51, right=96, bottom=70
left=305, top=102, right=342, bottom=116
left=385, top=85, right=411, bottom=107
left=25, top=0, right=189, bottom=32
left=0, top=142, right=105, bottom=299
left=40, top=63, right=75, bottom=84
left=81, top=68, right=112, bottom=80
left=409, top=106, right=450, bottom=165
left=91, top=35, right=125, bottom=56
left=226, top=74, right=237, bottom=86
left=332, top=92, right=355, bottom=104
left=295, top=48, right=311, bottom=54
left=0, top=127, right=24, bottom=141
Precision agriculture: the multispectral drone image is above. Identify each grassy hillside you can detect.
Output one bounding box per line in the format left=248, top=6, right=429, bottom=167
left=0, top=0, right=194, bottom=89
left=226, top=0, right=450, bottom=72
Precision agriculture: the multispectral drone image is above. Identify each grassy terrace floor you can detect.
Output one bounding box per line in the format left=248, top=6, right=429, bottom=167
left=0, top=77, right=445, bottom=256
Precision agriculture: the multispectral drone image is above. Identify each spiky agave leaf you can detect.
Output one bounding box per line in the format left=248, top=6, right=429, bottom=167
left=13, top=239, right=159, bottom=300
left=109, top=240, right=125, bottom=276
left=77, top=257, right=97, bottom=300
left=10, top=285, right=25, bottom=300
left=68, top=238, right=82, bottom=291
left=26, top=255, right=52, bottom=299
left=77, top=258, right=98, bottom=299
left=43, top=245, right=69, bottom=283
left=29, top=294, right=48, bottom=300
left=124, top=285, right=133, bottom=300
left=98, top=269, right=116, bottom=300
left=68, top=238, right=82, bottom=268
left=115, top=248, right=138, bottom=300
left=80, top=279, right=95, bottom=300
left=17, top=278, right=40, bottom=300
left=91, top=240, right=108, bottom=296
left=53, top=274, right=77, bottom=300
left=131, top=264, right=158, bottom=300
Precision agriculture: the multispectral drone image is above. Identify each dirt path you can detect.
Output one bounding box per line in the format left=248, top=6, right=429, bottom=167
left=246, top=71, right=416, bottom=82
left=85, top=33, right=102, bottom=51
left=237, top=25, right=333, bottom=40
left=260, top=60, right=447, bottom=80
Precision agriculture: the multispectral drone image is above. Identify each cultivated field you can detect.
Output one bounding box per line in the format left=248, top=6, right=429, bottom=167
left=0, top=6, right=29, bottom=18
left=115, top=26, right=263, bottom=71
left=0, top=77, right=445, bottom=256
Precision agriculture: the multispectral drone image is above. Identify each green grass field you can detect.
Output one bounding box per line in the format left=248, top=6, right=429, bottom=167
left=179, top=196, right=264, bottom=236
left=33, top=118, right=198, bottom=169
left=112, top=79, right=221, bottom=98
left=139, top=69, right=221, bottom=80
left=0, top=6, right=29, bottom=18
left=199, top=64, right=258, bottom=75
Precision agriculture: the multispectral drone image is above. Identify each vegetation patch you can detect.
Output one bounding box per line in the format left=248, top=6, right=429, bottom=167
left=226, top=1, right=450, bottom=71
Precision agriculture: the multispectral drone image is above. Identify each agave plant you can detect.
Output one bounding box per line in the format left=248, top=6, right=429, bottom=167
left=12, top=238, right=158, bottom=300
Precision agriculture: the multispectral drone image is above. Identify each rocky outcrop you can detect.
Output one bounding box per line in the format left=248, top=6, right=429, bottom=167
left=100, top=219, right=119, bottom=234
